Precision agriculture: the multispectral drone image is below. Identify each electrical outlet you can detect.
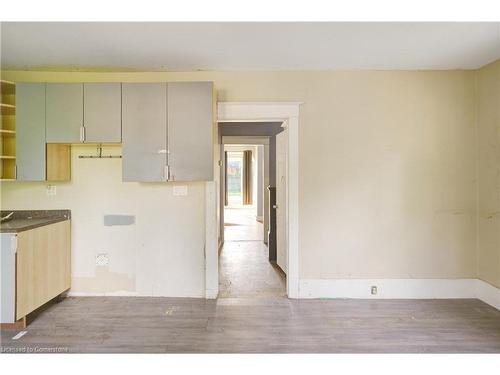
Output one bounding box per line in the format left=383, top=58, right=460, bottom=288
left=46, top=185, right=57, bottom=196
left=371, top=286, right=378, bottom=295
left=95, top=253, right=109, bottom=266
left=173, top=185, right=188, bottom=196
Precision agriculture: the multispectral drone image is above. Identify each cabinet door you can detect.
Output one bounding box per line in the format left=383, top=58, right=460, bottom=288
left=16, top=220, right=71, bottom=319
left=46, top=83, right=83, bottom=143
left=122, top=83, right=167, bottom=182
left=46, top=144, right=71, bottom=181
left=84, top=83, right=122, bottom=143
left=16, top=83, right=46, bottom=181
left=167, top=82, right=214, bottom=181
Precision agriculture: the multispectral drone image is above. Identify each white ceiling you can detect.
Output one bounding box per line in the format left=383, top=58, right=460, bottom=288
left=1, top=22, right=499, bottom=71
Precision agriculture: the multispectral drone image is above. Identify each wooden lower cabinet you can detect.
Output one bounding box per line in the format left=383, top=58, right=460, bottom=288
left=16, top=220, right=71, bottom=320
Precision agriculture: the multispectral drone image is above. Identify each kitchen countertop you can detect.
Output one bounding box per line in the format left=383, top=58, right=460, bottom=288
left=0, top=210, right=71, bottom=233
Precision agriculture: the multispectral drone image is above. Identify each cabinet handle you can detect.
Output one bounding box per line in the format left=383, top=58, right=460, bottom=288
left=165, top=165, right=170, bottom=181
left=164, top=165, right=171, bottom=181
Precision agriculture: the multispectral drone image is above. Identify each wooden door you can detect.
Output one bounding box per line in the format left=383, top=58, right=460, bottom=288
left=276, top=130, right=287, bottom=274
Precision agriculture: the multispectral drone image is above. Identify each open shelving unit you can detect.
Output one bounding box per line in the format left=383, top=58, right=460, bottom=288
left=1, top=80, right=16, bottom=181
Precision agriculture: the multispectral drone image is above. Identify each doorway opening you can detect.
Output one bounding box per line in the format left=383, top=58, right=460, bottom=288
left=226, top=151, right=245, bottom=207
left=209, top=102, right=301, bottom=300
left=224, top=147, right=262, bottom=242
left=218, top=124, right=286, bottom=298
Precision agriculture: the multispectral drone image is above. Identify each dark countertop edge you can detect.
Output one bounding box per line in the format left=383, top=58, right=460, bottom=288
left=0, top=209, right=71, bottom=220
left=0, top=210, right=71, bottom=234
left=0, top=216, right=71, bottom=234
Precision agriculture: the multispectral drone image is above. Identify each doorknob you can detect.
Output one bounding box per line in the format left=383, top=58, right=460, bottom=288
left=273, top=205, right=278, bottom=209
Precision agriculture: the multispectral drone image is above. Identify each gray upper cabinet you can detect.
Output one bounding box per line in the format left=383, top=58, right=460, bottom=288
left=16, top=81, right=213, bottom=182
left=16, top=83, right=46, bottom=181
left=83, top=83, right=122, bottom=143
left=122, top=83, right=167, bottom=182
left=167, top=82, right=214, bottom=181
left=46, top=83, right=83, bottom=143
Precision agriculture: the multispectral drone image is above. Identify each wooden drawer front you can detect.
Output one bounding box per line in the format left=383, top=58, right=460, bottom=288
left=16, top=220, right=71, bottom=319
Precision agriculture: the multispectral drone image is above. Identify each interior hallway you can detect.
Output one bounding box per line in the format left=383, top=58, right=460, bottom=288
left=219, top=207, right=286, bottom=298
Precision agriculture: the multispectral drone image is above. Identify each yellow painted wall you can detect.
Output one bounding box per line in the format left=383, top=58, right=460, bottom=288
left=476, top=59, right=500, bottom=288
left=0, top=69, right=480, bottom=295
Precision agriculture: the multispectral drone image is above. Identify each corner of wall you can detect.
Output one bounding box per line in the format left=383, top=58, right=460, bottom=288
left=475, top=59, right=500, bottom=289
left=473, top=68, right=480, bottom=282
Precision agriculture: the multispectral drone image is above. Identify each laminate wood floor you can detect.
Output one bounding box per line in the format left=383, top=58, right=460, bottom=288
left=1, top=297, right=499, bottom=353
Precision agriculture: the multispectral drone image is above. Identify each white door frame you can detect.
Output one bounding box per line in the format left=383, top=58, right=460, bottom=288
left=216, top=102, right=301, bottom=298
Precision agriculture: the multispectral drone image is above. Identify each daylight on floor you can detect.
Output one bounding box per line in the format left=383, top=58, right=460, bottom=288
left=0, top=3, right=500, bottom=372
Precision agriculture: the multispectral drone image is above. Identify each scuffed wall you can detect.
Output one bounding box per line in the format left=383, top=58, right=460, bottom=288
left=0, top=69, right=482, bottom=296
left=1, top=145, right=206, bottom=297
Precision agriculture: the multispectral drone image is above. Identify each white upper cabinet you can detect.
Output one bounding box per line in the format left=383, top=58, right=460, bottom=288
left=17, top=81, right=213, bottom=182
left=16, top=83, right=46, bottom=181
left=83, top=83, right=122, bottom=143
left=167, top=82, right=214, bottom=181
left=121, top=81, right=214, bottom=182
left=46, top=83, right=122, bottom=143
left=46, top=83, right=83, bottom=143
left=122, top=83, right=168, bottom=182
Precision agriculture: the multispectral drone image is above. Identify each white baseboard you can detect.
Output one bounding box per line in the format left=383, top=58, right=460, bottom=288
left=475, top=279, right=500, bottom=310
left=67, top=291, right=139, bottom=297
left=67, top=291, right=204, bottom=298
left=205, top=289, right=219, bottom=299
left=299, top=278, right=476, bottom=299
left=67, top=279, right=500, bottom=310
left=299, top=278, right=500, bottom=310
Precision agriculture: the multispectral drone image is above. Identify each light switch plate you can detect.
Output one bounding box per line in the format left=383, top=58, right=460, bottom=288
left=173, top=185, right=188, bottom=196
left=46, top=185, right=57, bottom=196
